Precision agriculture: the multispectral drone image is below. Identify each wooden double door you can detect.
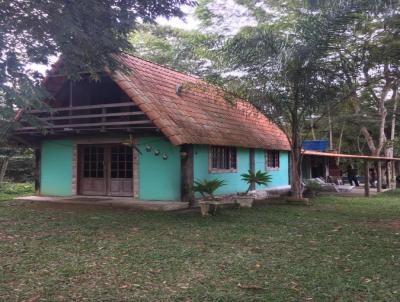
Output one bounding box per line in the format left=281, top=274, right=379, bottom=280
left=79, top=144, right=133, bottom=196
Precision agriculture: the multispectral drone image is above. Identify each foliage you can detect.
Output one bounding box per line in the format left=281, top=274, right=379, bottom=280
left=0, top=182, right=33, bottom=201
left=217, top=5, right=360, bottom=198
left=0, top=146, right=34, bottom=184
left=4, top=156, right=35, bottom=183
left=0, top=194, right=399, bottom=300
left=130, top=24, right=220, bottom=80
left=240, top=170, right=271, bottom=194
left=304, top=180, right=323, bottom=197
left=193, top=178, right=226, bottom=199
left=0, top=0, right=194, bottom=140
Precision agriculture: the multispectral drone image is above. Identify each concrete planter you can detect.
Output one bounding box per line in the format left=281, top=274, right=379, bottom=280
left=235, top=195, right=254, bottom=208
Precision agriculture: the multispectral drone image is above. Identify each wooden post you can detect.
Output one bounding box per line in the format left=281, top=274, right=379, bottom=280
left=69, top=80, right=73, bottom=125
left=364, top=160, right=369, bottom=197
left=101, top=107, right=106, bottom=132
left=181, top=144, right=194, bottom=206
left=385, top=161, right=390, bottom=189
left=249, top=148, right=255, bottom=191
left=34, top=148, right=41, bottom=195
left=377, top=160, right=382, bottom=192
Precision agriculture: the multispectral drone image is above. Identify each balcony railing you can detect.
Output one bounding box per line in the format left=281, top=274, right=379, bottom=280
left=16, top=101, right=155, bottom=134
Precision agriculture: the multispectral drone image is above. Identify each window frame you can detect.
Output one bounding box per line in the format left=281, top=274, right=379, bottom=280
left=265, top=150, right=280, bottom=171
left=208, top=145, right=238, bottom=173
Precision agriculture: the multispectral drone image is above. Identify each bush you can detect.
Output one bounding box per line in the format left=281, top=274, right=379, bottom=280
left=193, top=178, right=226, bottom=199
left=3, top=156, right=34, bottom=182
left=0, top=182, right=34, bottom=201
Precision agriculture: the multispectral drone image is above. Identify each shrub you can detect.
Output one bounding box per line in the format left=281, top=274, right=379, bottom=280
left=240, top=170, right=272, bottom=194
left=193, top=178, right=226, bottom=199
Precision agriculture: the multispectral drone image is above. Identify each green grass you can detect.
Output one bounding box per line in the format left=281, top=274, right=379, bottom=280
left=0, top=182, right=34, bottom=201
left=0, top=191, right=400, bottom=301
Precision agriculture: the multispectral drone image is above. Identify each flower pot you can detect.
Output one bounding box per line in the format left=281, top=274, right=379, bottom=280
left=235, top=195, right=254, bottom=208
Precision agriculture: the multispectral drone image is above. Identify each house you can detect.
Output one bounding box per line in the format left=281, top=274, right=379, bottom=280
left=15, top=55, right=291, bottom=203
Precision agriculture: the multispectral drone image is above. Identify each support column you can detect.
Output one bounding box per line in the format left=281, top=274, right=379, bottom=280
left=181, top=144, right=194, bottom=206
left=34, top=148, right=41, bottom=195
left=249, top=148, right=256, bottom=191
left=364, top=160, right=369, bottom=197
left=377, top=160, right=382, bottom=192
left=385, top=161, right=390, bottom=189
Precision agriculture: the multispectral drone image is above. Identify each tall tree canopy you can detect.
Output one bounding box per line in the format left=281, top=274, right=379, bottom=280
left=130, top=24, right=220, bottom=80
left=0, top=0, right=194, bottom=140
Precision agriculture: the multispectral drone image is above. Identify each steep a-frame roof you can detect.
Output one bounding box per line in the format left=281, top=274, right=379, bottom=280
left=112, top=54, right=290, bottom=150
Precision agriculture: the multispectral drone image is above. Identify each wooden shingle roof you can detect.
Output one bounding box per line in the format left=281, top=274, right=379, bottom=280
left=113, top=54, right=290, bottom=150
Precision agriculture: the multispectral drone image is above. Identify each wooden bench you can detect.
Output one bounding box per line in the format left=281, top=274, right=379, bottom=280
left=199, top=200, right=238, bottom=216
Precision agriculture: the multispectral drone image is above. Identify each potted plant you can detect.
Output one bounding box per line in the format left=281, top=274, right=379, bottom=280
left=237, top=170, right=272, bottom=207
left=193, top=178, right=226, bottom=215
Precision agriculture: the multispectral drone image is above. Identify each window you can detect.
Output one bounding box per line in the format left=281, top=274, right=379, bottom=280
left=83, top=146, right=104, bottom=178
left=110, top=146, right=133, bottom=178
left=210, top=146, right=237, bottom=172
left=266, top=150, right=280, bottom=170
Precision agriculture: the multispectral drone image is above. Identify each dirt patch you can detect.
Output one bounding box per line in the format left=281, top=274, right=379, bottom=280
left=0, top=232, right=19, bottom=242
left=15, top=201, right=127, bottom=213
left=365, top=219, right=400, bottom=231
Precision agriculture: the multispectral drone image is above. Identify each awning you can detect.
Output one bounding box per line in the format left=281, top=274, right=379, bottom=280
left=302, top=150, right=400, bottom=161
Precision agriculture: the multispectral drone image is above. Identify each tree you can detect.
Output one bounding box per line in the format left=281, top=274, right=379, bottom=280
left=218, top=6, right=360, bottom=198
left=130, top=24, right=220, bottom=80
left=334, top=9, right=400, bottom=157
left=0, top=0, right=194, bottom=141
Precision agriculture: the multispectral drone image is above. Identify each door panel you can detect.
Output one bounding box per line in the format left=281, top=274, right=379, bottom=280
left=108, top=146, right=133, bottom=196
left=79, top=146, right=107, bottom=195
left=79, top=144, right=133, bottom=196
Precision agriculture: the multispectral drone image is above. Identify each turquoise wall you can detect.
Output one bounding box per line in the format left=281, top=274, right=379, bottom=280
left=194, top=145, right=250, bottom=195
left=39, top=136, right=289, bottom=200
left=194, top=146, right=289, bottom=196
left=138, top=137, right=181, bottom=201
left=41, top=139, right=73, bottom=196
left=266, top=151, right=290, bottom=187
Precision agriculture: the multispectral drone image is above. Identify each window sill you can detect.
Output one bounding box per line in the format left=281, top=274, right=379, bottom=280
left=267, top=167, right=280, bottom=171
left=209, top=169, right=237, bottom=174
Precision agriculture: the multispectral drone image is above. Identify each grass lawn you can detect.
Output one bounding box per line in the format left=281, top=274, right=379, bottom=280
left=0, top=189, right=399, bottom=301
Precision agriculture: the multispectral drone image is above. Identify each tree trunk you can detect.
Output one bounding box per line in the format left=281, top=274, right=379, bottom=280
left=386, top=84, right=399, bottom=182
left=336, top=123, right=345, bottom=166
left=377, top=160, right=382, bottom=192
left=180, top=144, right=195, bottom=207
left=328, top=107, right=333, bottom=150
left=0, top=157, right=10, bottom=185
left=310, top=115, right=316, bottom=140
left=358, top=64, right=392, bottom=157
left=290, top=147, right=303, bottom=198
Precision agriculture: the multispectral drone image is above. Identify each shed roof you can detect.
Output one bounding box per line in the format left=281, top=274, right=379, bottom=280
left=303, top=150, right=400, bottom=161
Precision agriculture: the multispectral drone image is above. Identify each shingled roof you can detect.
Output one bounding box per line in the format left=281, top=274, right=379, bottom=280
left=112, top=54, right=290, bottom=150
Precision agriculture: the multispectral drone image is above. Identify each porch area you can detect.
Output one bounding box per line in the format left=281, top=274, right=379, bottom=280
left=302, top=150, right=400, bottom=197
left=15, top=195, right=189, bottom=211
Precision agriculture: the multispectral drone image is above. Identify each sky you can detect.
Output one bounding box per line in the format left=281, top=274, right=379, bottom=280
left=156, top=5, right=199, bottom=30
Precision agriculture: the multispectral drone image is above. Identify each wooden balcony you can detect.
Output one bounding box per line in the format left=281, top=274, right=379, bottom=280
left=16, top=101, right=156, bottom=135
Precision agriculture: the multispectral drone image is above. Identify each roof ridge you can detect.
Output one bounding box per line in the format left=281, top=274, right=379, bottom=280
left=121, top=52, right=201, bottom=80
